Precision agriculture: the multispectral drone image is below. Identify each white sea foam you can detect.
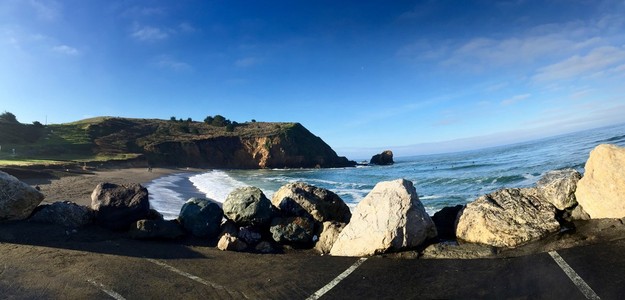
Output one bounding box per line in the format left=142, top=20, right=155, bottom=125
left=147, top=173, right=189, bottom=219
left=188, top=170, right=250, bottom=203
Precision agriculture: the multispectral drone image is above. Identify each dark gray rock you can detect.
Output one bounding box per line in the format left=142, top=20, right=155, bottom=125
left=0, top=171, right=45, bottom=221
left=255, top=241, right=276, bottom=253
left=238, top=226, right=262, bottom=245
left=178, top=197, right=223, bottom=238
left=270, top=216, right=315, bottom=247
left=30, top=201, right=92, bottom=227
left=370, top=150, right=394, bottom=165
left=128, top=219, right=185, bottom=239
left=271, top=182, right=351, bottom=224
left=90, top=183, right=150, bottom=230
left=223, top=187, right=273, bottom=226
left=431, top=205, right=463, bottom=240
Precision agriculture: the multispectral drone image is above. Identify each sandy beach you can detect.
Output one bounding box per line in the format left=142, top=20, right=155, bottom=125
left=4, top=167, right=187, bottom=207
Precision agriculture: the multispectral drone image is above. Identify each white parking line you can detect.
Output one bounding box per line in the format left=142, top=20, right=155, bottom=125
left=145, top=258, right=249, bottom=299
left=307, top=257, right=368, bottom=300
left=87, top=279, right=126, bottom=300
left=548, top=251, right=601, bottom=300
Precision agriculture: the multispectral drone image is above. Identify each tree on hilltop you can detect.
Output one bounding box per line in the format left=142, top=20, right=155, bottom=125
left=0, top=111, right=19, bottom=124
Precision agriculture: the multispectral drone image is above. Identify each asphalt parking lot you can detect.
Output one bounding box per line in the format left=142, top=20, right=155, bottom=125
left=1, top=223, right=623, bottom=299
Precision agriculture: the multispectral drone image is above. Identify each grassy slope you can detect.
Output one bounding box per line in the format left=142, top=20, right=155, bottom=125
left=0, top=117, right=297, bottom=166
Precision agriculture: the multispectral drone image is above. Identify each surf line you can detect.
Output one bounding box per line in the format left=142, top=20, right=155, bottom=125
left=548, top=251, right=601, bottom=300
left=87, top=279, right=126, bottom=300
left=307, top=257, right=368, bottom=300
left=145, top=258, right=249, bottom=299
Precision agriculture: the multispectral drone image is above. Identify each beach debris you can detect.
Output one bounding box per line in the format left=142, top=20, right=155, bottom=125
left=456, top=188, right=560, bottom=248
left=269, top=216, right=315, bottom=247
left=369, top=150, right=394, bottom=165
left=217, top=233, right=248, bottom=251
left=91, top=182, right=150, bottom=230
left=223, top=186, right=274, bottom=227
left=128, top=219, right=185, bottom=240
left=575, top=144, right=625, bottom=218
left=30, top=201, right=93, bottom=228
left=314, top=221, right=346, bottom=254
left=0, top=171, right=45, bottom=221
left=178, top=197, right=223, bottom=238
left=330, top=179, right=437, bottom=257
left=271, top=182, right=351, bottom=224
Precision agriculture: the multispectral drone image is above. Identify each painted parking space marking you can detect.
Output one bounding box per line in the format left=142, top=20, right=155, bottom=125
left=307, top=257, right=368, bottom=300
left=146, top=258, right=249, bottom=299
left=87, top=279, right=126, bottom=300
left=549, top=251, right=601, bottom=300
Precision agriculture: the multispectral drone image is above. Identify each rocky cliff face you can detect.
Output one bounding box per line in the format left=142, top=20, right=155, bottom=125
left=143, top=123, right=355, bottom=169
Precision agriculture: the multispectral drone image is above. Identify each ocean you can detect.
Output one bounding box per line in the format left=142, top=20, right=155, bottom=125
left=148, top=123, right=625, bottom=219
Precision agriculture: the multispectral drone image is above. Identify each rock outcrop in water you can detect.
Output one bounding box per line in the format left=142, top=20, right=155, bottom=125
left=370, top=150, right=394, bottom=165
left=575, top=144, right=625, bottom=218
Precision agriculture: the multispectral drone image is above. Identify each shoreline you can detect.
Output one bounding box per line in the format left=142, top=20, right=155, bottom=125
left=2, top=166, right=196, bottom=207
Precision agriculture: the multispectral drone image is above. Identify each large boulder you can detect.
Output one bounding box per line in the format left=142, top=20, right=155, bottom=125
left=271, top=182, right=351, bottom=223
left=178, top=197, right=223, bottom=238
left=314, top=221, right=346, bottom=254
left=128, top=219, right=185, bottom=240
left=223, top=187, right=273, bottom=226
left=0, top=171, right=45, bottom=221
left=91, top=183, right=150, bottom=230
left=456, top=188, right=560, bottom=248
left=30, top=201, right=92, bottom=227
left=370, top=150, right=394, bottom=165
left=330, top=179, right=437, bottom=257
left=533, top=169, right=581, bottom=210
left=575, top=144, right=625, bottom=218
left=269, top=216, right=315, bottom=247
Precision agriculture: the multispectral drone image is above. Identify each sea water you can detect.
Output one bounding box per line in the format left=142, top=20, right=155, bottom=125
left=148, top=123, right=625, bottom=219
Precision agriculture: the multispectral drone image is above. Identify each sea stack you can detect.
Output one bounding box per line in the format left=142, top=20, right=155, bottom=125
left=370, top=150, right=394, bottom=165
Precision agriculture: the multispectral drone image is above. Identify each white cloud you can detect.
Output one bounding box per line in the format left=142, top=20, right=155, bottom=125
left=51, top=44, right=79, bottom=56
left=501, top=93, right=531, bottom=106
left=28, top=0, right=61, bottom=21
left=154, top=55, right=191, bottom=72
left=532, top=46, right=625, bottom=82
left=178, top=22, right=197, bottom=33
left=131, top=25, right=169, bottom=42
left=234, top=57, right=261, bottom=68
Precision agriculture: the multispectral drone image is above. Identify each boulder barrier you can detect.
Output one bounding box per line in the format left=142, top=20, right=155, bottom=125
left=0, top=171, right=45, bottom=221
left=330, top=179, right=437, bottom=257
left=8, top=143, right=625, bottom=258
left=575, top=144, right=625, bottom=218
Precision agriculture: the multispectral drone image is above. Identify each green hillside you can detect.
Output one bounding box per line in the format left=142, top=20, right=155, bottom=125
left=0, top=116, right=309, bottom=167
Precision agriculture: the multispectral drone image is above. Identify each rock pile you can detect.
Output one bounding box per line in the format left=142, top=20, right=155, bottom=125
left=1, top=143, right=622, bottom=258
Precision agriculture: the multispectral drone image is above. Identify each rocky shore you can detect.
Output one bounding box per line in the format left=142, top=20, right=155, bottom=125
left=1, top=144, right=625, bottom=259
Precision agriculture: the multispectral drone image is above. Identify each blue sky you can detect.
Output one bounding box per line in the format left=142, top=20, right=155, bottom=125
left=2, top=0, right=625, bottom=158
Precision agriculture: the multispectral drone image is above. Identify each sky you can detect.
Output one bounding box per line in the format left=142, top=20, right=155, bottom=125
left=2, top=0, right=625, bottom=158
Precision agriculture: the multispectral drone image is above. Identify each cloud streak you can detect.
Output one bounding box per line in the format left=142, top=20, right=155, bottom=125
left=532, top=46, right=625, bottom=82
left=131, top=25, right=169, bottom=41
left=51, top=44, right=80, bottom=56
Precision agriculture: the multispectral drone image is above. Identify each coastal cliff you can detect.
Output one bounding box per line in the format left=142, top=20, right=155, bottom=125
left=142, top=123, right=355, bottom=168
left=0, top=117, right=354, bottom=169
